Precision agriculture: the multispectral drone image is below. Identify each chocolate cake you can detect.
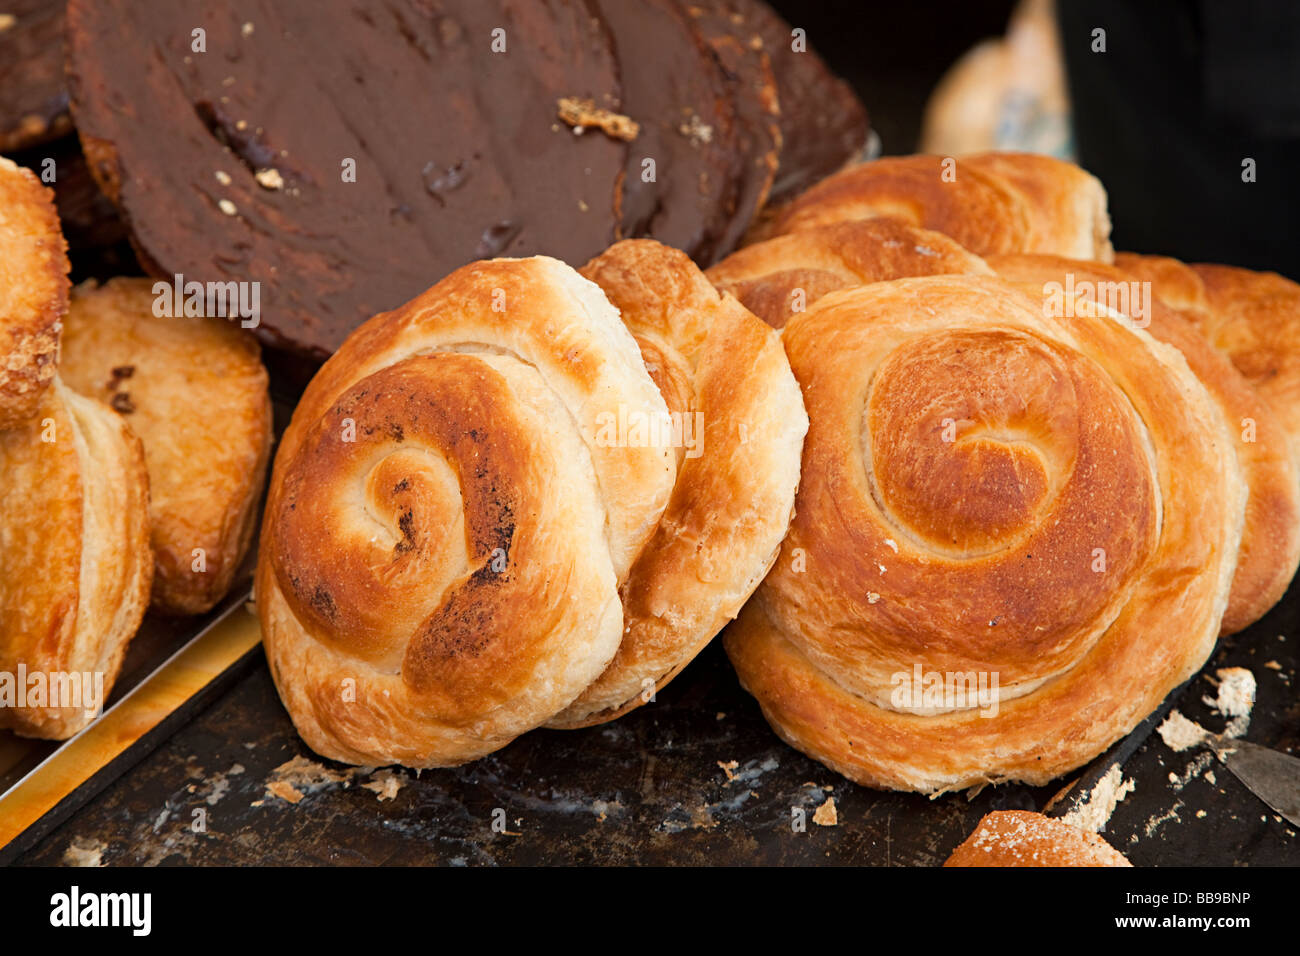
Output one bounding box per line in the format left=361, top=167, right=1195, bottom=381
left=65, top=0, right=869, bottom=357
left=593, top=0, right=744, bottom=264
left=734, top=0, right=869, bottom=202
left=0, top=0, right=71, bottom=152
left=688, top=0, right=783, bottom=260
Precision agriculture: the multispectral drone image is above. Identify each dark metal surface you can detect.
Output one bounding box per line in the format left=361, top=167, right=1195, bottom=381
left=13, top=582, right=1299, bottom=866
left=1213, top=739, right=1300, bottom=828
left=0, top=580, right=253, bottom=802
left=0, top=630, right=260, bottom=868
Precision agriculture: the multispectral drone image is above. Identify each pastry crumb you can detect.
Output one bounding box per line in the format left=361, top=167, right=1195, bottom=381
left=361, top=769, right=404, bottom=802
left=813, top=797, right=838, bottom=827
left=265, top=780, right=302, bottom=804
left=255, top=168, right=285, bottom=190
left=557, top=97, right=639, bottom=142
left=63, top=836, right=107, bottom=867
left=1158, top=710, right=1208, bottom=752
left=1212, top=667, right=1256, bottom=718
left=1059, top=764, right=1135, bottom=833
left=260, top=755, right=360, bottom=805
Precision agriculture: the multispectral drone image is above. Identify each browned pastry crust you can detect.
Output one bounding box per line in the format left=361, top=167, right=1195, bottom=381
left=0, top=378, right=152, bottom=739
left=992, top=255, right=1300, bottom=636
left=944, top=810, right=1131, bottom=867
left=258, top=248, right=804, bottom=764
left=724, top=274, right=1244, bottom=793
left=707, top=218, right=992, bottom=328
left=550, top=239, right=806, bottom=726
left=755, top=152, right=1113, bottom=262
left=257, top=256, right=679, bottom=767
left=58, top=279, right=272, bottom=615
left=0, top=156, right=68, bottom=431
left=1115, top=253, right=1300, bottom=457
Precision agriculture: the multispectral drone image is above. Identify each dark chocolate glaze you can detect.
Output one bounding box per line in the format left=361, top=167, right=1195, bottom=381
left=66, top=0, right=864, bottom=357
left=593, top=0, right=743, bottom=265
left=66, top=0, right=630, bottom=357
left=688, top=0, right=783, bottom=260
left=0, top=0, right=71, bottom=152
left=735, top=0, right=868, bottom=202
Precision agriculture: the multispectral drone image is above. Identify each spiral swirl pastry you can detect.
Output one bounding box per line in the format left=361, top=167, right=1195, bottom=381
left=754, top=152, right=1113, bottom=263
left=258, top=247, right=805, bottom=765
left=992, top=254, right=1300, bottom=637
left=724, top=274, right=1246, bottom=793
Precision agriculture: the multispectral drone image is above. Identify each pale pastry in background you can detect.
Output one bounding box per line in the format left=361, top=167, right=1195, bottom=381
left=921, top=0, right=1073, bottom=159
left=0, top=155, right=67, bottom=431
left=0, top=378, right=152, bottom=739
left=58, top=278, right=272, bottom=615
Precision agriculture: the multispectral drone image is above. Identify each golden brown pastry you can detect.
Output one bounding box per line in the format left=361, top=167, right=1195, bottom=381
left=554, top=240, right=806, bottom=726
left=944, top=810, right=1131, bottom=867
left=725, top=274, right=1245, bottom=793
left=707, top=218, right=992, bottom=329
left=0, top=378, right=152, bottom=739
left=991, top=254, right=1300, bottom=636
left=754, top=152, right=1113, bottom=262
left=1115, top=253, right=1300, bottom=455
left=257, top=248, right=805, bottom=767
left=0, top=155, right=67, bottom=431
left=57, top=278, right=272, bottom=615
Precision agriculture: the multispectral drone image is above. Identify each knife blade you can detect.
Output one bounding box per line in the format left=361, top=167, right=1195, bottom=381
left=1207, top=736, right=1300, bottom=828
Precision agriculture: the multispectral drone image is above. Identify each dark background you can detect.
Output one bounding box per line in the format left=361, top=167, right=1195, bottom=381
left=773, top=0, right=1300, bottom=278
left=771, top=0, right=1017, bottom=156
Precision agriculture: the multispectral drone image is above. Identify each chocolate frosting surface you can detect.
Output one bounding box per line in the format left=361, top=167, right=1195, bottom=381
left=0, top=0, right=71, bottom=151
left=68, top=0, right=629, bottom=356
